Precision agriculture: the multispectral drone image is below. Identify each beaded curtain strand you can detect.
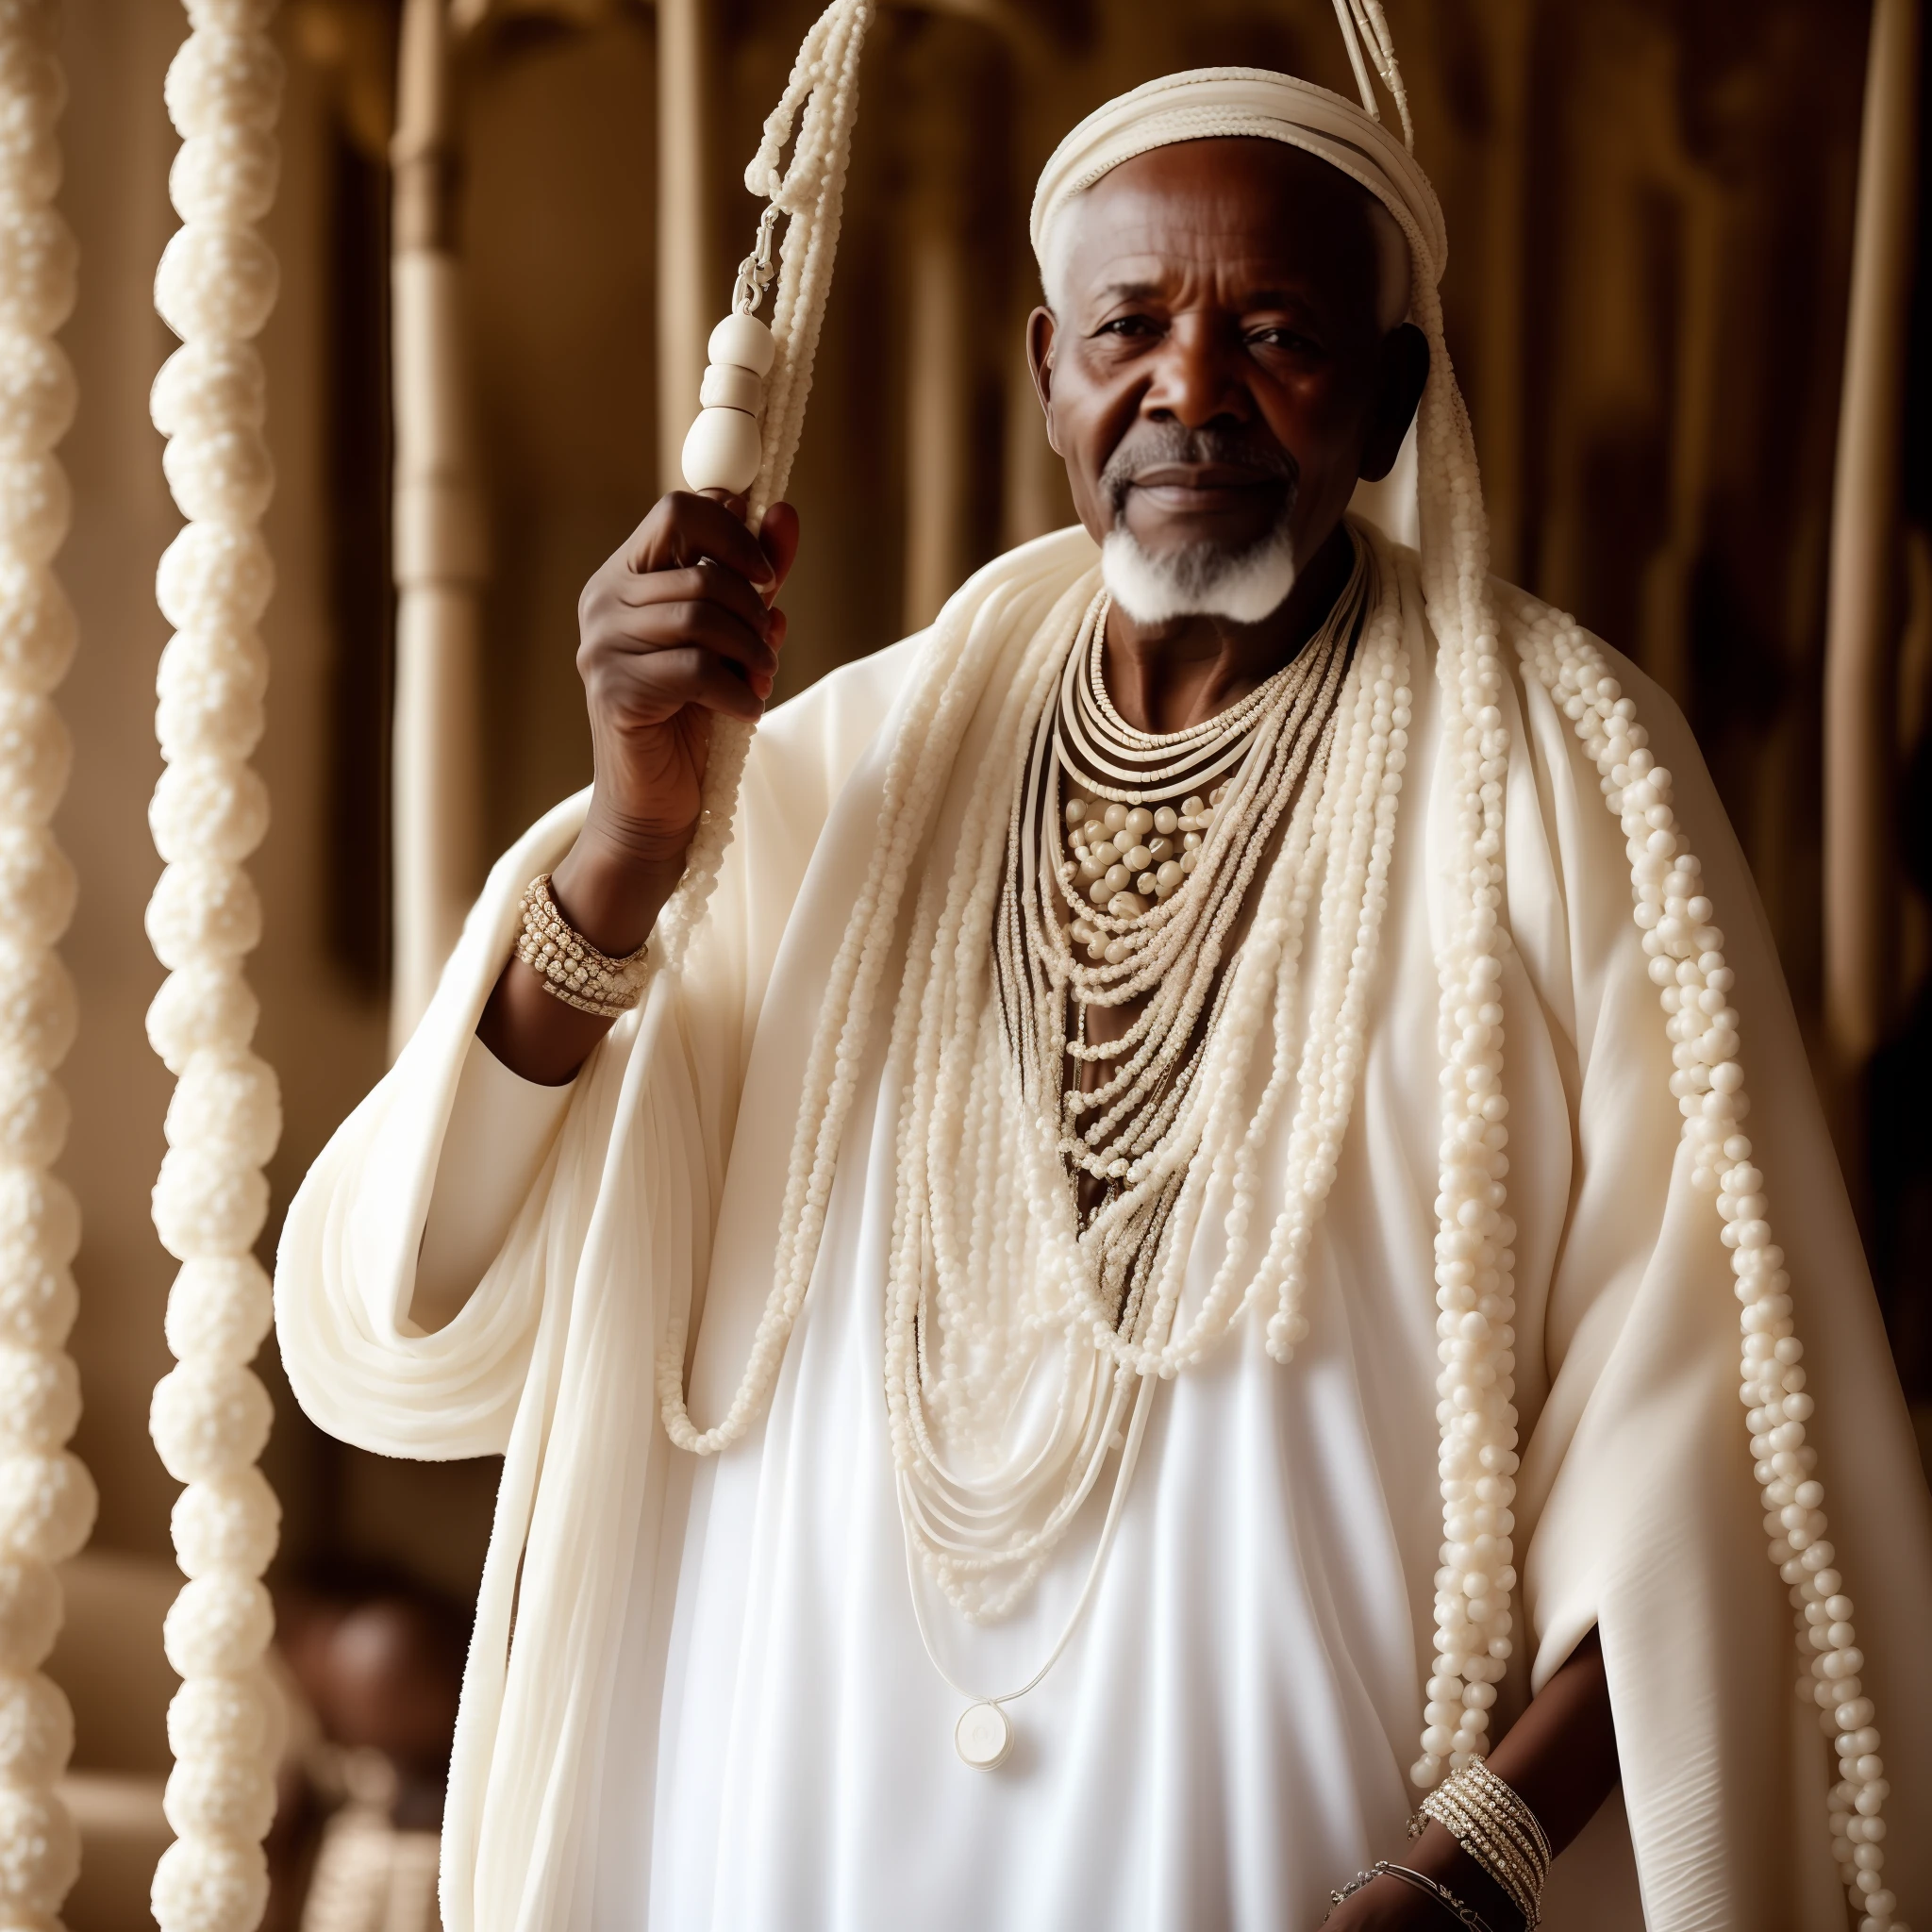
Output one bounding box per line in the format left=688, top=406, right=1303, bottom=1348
left=143, top=3, right=291, bottom=1929
left=0, top=3, right=97, bottom=1924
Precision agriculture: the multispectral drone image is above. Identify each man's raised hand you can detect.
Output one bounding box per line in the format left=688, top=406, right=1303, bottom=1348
left=477, top=491, right=799, bottom=1085
left=574, top=491, right=801, bottom=884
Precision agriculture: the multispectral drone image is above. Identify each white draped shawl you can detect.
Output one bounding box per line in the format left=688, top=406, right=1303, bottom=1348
left=276, top=526, right=1932, bottom=1931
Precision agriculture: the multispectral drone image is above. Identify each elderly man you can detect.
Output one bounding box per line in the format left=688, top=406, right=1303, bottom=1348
left=279, top=62, right=1930, bottom=1932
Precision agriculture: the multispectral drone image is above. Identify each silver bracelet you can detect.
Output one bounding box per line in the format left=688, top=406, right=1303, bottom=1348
left=1417, top=1760, right=1549, bottom=1928
left=1325, top=1861, right=1500, bottom=1932
left=514, top=873, right=651, bottom=1019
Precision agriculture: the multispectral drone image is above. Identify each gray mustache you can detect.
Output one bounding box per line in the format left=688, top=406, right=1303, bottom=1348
left=1098, top=425, right=1299, bottom=520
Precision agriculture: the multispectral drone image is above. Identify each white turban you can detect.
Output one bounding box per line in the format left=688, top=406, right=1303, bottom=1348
left=1028, top=66, right=1448, bottom=294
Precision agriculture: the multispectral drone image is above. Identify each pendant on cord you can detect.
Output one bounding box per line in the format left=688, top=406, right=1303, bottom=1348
left=955, top=1701, right=1012, bottom=1770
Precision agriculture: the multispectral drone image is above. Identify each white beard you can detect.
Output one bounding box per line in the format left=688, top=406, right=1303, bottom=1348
left=1099, top=521, right=1299, bottom=626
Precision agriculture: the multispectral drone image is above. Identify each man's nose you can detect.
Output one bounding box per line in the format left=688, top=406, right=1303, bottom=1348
left=1142, top=318, right=1253, bottom=430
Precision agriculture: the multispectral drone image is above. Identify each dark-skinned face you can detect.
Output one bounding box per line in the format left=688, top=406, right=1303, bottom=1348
left=1028, top=138, right=1428, bottom=586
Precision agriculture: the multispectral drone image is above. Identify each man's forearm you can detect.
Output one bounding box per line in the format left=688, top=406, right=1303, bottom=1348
left=475, top=832, right=687, bottom=1087
left=1401, top=1629, right=1618, bottom=1928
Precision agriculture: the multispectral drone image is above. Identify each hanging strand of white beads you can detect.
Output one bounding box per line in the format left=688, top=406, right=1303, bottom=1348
left=143, top=4, right=289, bottom=1929
left=1511, top=592, right=1907, bottom=1932
left=1282, top=10, right=1530, bottom=1791
left=1369, top=227, right=1524, bottom=1795
left=651, top=0, right=872, bottom=986
left=0, top=4, right=97, bottom=1924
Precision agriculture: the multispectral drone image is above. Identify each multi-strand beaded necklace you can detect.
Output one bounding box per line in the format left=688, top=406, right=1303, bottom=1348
left=1004, top=535, right=1368, bottom=1265
left=885, top=524, right=1411, bottom=1761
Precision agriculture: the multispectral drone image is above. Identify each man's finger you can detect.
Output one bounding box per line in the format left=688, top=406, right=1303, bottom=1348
left=758, top=502, right=802, bottom=596
left=616, top=560, right=774, bottom=639
left=633, top=645, right=766, bottom=724
left=629, top=491, right=776, bottom=587
left=604, top=602, right=779, bottom=687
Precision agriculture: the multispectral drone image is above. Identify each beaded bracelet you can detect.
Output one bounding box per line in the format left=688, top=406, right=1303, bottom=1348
left=1325, top=1861, right=1498, bottom=1932
left=1417, top=1760, right=1550, bottom=1929
left=514, top=873, right=652, bottom=1019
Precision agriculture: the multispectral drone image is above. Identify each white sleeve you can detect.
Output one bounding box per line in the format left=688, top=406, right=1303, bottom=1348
left=411, top=1038, right=575, bottom=1331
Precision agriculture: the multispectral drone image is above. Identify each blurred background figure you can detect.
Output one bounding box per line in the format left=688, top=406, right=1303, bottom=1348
left=283, top=1582, right=466, bottom=1932
left=45, top=0, right=1925, bottom=1923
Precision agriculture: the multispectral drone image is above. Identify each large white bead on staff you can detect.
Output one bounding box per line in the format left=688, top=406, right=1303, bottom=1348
left=681, top=310, right=776, bottom=495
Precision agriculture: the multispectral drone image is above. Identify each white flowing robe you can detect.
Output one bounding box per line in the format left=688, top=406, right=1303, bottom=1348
left=276, top=527, right=1932, bottom=1932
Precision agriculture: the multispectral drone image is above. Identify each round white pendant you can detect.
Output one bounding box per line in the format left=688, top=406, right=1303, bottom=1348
left=955, top=1701, right=1012, bottom=1770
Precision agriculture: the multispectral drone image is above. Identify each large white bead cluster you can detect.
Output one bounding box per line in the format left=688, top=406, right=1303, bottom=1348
left=679, top=312, right=774, bottom=498
left=0, top=4, right=96, bottom=1923
left=1514, top=595, right=1907, bottom=1932
left=144, top=4, right=287, bottom=1929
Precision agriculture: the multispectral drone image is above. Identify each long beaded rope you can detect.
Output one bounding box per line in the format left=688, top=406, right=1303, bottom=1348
left=0, top=5, right=96, bottom=1922
left=143, top=5, right=290, bottom=1929
left=646, top=0, right=872, bottom=991
left=1512, top=594, right=1907, bottom=1932
left=651, top=0, right=878, bottom=1456
left=1357, top=189, right=1524, bottom=1797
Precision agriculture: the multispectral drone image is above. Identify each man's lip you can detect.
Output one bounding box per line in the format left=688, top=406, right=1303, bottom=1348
left=1124, top=464, right=1289, bottom=494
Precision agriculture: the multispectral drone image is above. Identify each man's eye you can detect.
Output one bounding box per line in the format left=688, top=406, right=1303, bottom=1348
left=1097, top=315, right=1158, bottom=338
left=1249, top=326, right=1321, bottom=354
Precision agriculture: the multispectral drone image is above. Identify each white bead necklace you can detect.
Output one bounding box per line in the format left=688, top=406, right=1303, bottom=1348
left=887, top=523, right=1411, bottom=1764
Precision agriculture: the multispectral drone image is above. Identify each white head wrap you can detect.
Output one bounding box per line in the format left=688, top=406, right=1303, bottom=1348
left=1028, top=66, right=1447, bottom=297
left=1029, top=66, right=1442, bottom=548
left=1027, top=59, right=1473, bottom=602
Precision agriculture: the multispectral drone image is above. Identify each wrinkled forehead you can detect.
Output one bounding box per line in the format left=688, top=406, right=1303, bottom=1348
left=1040, top=138, right=1411, bottom=329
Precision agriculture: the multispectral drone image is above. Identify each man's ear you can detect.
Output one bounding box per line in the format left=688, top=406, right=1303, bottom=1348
left=1358, top=321, right=1429, bottom=483
left=1026, top=306, right=1061, bottom=456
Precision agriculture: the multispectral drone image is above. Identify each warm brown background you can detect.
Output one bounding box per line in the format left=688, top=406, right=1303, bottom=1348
left=56, top=0, right=1929, bottom=1630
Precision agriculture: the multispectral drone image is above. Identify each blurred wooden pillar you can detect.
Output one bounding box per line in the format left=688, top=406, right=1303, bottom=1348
left=390, top=0, right=487, bottom=1054
left=901, top=34, right=971, bottom=635
left=894, top=1, right=1049, bottom=609
left=903, top=207, right=971, bottom=630
left=1824, top=0, right=1921, bottom=1077
left=1474, top=0, right=1530, bottom=584
left=657, top=0, right=712, bottom=492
